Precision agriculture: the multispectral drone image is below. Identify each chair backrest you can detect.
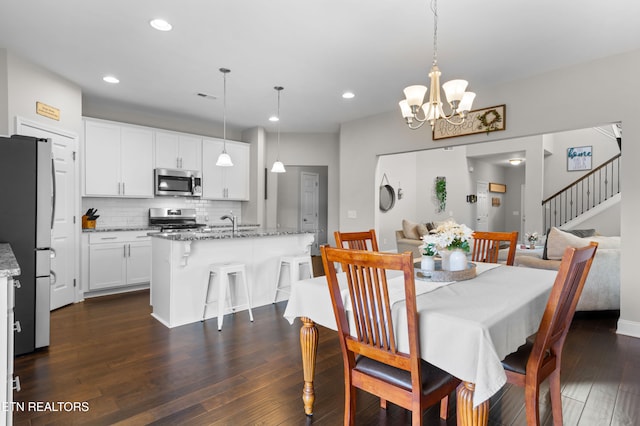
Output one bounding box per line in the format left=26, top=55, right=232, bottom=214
left=321, top=246, right=420, bottom=376
left=529, top=242, right=598, bottom=372
left=471, top=231, right=519, bottom=265
left=334, top=229, right=379, bottom=251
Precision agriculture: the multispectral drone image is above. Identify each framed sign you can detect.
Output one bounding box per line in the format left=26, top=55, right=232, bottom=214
left=567, top=146, right=592, bottom=171
left=433, top=104, right=506, bottom=140
left=488, top=182, right=506, bottom=193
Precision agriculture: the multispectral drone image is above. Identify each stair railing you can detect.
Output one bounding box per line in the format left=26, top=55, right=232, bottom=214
left=542, top=153, right=621, bottom=230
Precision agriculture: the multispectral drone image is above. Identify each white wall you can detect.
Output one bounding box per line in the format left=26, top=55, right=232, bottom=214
left=265, top=132, right=339, bottom=246
left=0, top=50, right=8, bottom=134
left=543, top=127, right=620, bottom=198
left=376, top=152, right=417, bottom=251
left=339, top=49, right=640, bottom=336
left=6, top=50, right=82, bottom=138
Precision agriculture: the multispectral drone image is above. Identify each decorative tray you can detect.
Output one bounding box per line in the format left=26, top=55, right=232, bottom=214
left=414, top=260, right=477, bottom=282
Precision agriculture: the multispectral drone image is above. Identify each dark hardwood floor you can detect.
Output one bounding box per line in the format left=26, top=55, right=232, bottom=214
left=12, top=290, right=640, bottom=425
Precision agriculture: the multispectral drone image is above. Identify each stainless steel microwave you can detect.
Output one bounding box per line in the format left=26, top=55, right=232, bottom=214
left=154, top=168, right=202, bottom=197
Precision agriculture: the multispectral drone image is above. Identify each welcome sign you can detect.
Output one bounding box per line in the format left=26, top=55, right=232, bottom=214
left=567, top=146, right=592, bottom=171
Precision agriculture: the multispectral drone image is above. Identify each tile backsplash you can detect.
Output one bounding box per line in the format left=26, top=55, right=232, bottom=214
left=82, top=197, right=244, bottom=229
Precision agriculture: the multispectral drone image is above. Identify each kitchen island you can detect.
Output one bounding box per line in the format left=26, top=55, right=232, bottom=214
left=150, top=229, right=315, bottom=328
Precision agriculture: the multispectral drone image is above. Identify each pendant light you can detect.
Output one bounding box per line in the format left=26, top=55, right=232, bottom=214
left=216, top=68, right=233, bottom=167
left=271, top=86, right=286, bottom=173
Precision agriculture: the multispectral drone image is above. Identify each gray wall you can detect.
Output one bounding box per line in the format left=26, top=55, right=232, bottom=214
left=339, top=49, right=640, bottom=334
left=265, top=131, right=339, bottom=246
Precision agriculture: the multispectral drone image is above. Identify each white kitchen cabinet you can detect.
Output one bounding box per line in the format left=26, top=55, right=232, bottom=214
left=155, top=131, right=202, bottom=172
left=202, top=138, right=250, bottom=200
left=84, top=119, right=154, bottom=197
left=86, top=231, right=151, bottom=291
left=1, top=270, right=18, bottom=426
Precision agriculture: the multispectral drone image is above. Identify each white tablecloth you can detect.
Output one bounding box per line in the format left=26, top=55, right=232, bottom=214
left=283, top=264, right=557, bottom=406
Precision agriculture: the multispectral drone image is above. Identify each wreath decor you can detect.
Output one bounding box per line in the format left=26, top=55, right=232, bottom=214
left=477, top=108, right=503, bottom=133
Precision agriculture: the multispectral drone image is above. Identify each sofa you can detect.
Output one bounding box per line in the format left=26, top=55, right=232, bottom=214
left=514, top=227, right=620, bottom=311
left=395, top=219, right=435, bottom=257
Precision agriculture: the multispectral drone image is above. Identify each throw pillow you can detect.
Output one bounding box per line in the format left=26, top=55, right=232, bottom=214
left=416, top=223, right=430, bottom=237
left=546, top=228, right=590, bottom=260
left=542, top=227, right=596, bottom=259
left=402, top=219, right=421, bottom=240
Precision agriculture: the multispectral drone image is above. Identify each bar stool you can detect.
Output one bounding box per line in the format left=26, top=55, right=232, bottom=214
left=203, top=262, right=253, bottom=330
left=273, top=254, right=313, bottom=302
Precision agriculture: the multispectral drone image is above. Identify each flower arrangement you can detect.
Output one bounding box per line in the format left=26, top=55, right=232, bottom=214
left=525, top=232, right=539, bottom=244
left=422, top=220, right=474, bottom=253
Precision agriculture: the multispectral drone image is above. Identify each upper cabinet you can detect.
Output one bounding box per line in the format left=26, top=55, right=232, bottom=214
left=155, top=132, right=202, bottom=172
left=202, top=138, right=250, bottom=200
left=84, top=119, right=154, bottom=197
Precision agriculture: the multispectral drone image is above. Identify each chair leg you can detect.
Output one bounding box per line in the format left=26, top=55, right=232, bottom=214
left=439, top=395, right=449, bottom=420
left=239, top=269, right=253, bottom=322
left=524, top=384, right=541, bottom=426
left=344, top=383, right=356, bottom=426
left=380, top=398, right=387, bottom=409
left=273, top=261, right=284, bottom=303
left=549, top=370, right=563, bottom=426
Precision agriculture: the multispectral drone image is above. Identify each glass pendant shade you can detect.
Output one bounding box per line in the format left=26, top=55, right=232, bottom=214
left=442, top=79, right=469, bottom=103
left=458, top=91, right=476, bottom=113
left=398, top=100, right=413, bottom=118
left=216, top=152, right=233, bottom=167
left=403, top=85, right=428, bottom=108
left=271, top=160, right=286, bottom=173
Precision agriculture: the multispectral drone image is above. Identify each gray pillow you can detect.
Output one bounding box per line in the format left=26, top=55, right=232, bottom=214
left=542, top=227, right=596, bottom=259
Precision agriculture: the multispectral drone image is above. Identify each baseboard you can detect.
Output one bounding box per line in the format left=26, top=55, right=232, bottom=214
left=616, top=318, right=640, bottom=338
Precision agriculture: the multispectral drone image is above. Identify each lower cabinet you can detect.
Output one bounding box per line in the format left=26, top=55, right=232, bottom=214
left=1, top=273, right=18, bottom=426
left=85, top=231, right=151, bottom=292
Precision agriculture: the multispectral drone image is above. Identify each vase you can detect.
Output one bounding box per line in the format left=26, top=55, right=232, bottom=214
left=529, top=242, right=536, bottom=249
left=421, top=255, right=435, bottom=271
left=441, top=249, right=467, bottom=271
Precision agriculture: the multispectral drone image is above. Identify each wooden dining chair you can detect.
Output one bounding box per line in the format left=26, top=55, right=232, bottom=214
left=501, top=242, right=598, bottom=426
left=334, top=229, right=379, bottom=251
left=321, top=246, right=460, bottom=426
left=471, top=231, right=519, bottom=265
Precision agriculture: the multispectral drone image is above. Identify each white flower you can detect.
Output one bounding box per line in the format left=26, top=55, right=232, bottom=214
left=426, top=220, right=474, bottom=252
left=525, top=232, right=539, bottom=243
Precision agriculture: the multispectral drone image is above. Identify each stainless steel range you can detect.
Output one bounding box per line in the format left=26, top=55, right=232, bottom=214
left=149, top=208, right=207, bottom=232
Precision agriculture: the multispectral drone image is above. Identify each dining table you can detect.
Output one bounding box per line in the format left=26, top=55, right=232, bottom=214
left=283, top=262, right=558, bottom=426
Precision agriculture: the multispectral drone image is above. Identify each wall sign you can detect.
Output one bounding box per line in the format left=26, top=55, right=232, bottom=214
left=488, top=182, right=506, bottom=193
left=567, top=146, right=592, bottom=171
left=433, top=104, right=506, bottom=140
left=36, top=102, right=60, bottom=121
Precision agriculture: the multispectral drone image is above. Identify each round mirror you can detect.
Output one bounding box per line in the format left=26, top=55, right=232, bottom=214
left=379, top=184, right=396, bottom=212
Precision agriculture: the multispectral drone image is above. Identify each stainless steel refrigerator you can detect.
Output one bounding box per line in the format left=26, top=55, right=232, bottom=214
left=0, top=135, right=52, bottom=355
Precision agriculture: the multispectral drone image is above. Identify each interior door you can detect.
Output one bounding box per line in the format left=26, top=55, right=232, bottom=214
left=300, top=172, right=319, bottom=254
left=476, top=181, right=489, bottom=232
left=17, top=120, right=77, bottom=310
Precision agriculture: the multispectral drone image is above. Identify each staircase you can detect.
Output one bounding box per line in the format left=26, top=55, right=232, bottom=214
left=542, top=153, right=621, bottom=230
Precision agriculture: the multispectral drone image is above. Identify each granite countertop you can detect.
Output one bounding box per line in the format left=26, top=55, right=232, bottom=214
left=150, top=228, right=313, bottom=241
left=83, top=224, right=261, bottom=233
left=0, top=243, right=21, bottom=277
left=83, top=226, right=161, bottom=233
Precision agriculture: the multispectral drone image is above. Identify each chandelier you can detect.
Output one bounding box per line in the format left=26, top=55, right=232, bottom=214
left=216, top=68, right=233, bottom=167
left=399, top=0, right=476, bottom=130
left=271, top=86, right=286, bottom=173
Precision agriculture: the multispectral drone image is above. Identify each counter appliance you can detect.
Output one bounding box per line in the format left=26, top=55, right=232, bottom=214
left=149, top=208, right=206, bottom=232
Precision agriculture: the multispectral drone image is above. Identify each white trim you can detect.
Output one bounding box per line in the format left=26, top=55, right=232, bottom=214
left=616, top=319, right=640, bottom=339
left=14, top=116, right=82, bottom=305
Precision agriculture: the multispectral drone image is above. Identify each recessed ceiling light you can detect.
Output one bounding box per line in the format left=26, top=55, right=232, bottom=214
left=150, top=19, right=172, bottom=31
left=342, top=91, right=355, bottom=99
left=103, top=76, right=120, bottom=84
left=269, top=116, right=279, bottom=122
left=509, top=158, right=523, bottom=165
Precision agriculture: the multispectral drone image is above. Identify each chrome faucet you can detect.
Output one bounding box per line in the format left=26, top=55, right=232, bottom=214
left=220, top=214, right=238, bottom=233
